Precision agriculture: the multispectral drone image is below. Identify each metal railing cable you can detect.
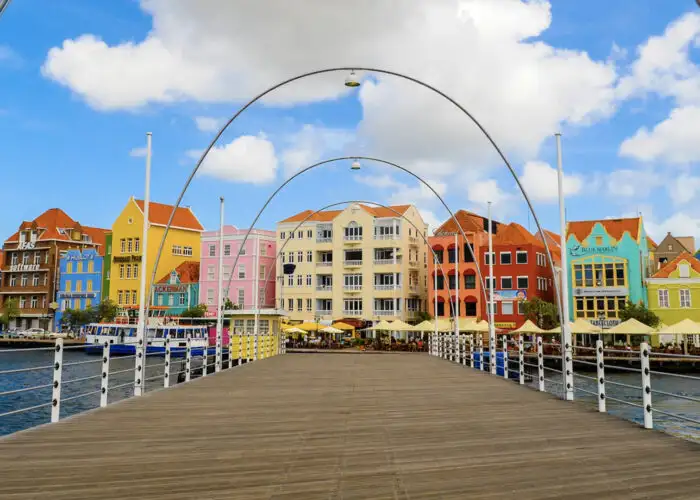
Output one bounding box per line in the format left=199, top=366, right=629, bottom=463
left=650, top=388, right=700, bottom=404
left=650, top=370, right=700, bottom=381
left=0, top=401, right=52, bottom=419
left=0, top=364, right=53, bottom=376
left=0, top=383, right=52, bottom=397
left=652, top=408, right=700, bottom=426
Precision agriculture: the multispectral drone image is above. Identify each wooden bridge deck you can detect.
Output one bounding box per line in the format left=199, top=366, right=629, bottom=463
left=0, top=353, right=697, bottom=499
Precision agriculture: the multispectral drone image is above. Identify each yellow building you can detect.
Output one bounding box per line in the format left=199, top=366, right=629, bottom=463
left=109, top=197, right=203, bottom=313
left=276, top=203, right=428, bottom=323
left=647, top=252, right=700, bottom=325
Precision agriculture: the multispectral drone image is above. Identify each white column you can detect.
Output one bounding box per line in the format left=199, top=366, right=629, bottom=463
left=433, top=254, right=438, bottom=356
left=163, top=337, right=171, bottom=388
left=596, top=339, right=606, bottom=413
left=51, top=339, right=63, bottom=423
left=253, top=236, right=260, bottom=361
left=537, top=336, right=545, bottom=392
left=185, top=336, right=192, bottom=382
left=134, top=131, right=152, bottom=397
left=488, top=202, right=496, bottom=375
left=640, top=342, right=653, bottom=429
left=555, top=133, right=574, bottom=401
left=215, top=197, right=225, bottom=373
left=454, top=233, right=459, bottom=362
left=100, top=342, right=110, bottom=407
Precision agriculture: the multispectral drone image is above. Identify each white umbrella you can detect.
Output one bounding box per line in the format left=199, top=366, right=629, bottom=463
left=320, top=326, right=343, bottom=334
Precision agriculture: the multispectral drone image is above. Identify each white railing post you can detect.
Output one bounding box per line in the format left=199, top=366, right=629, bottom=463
left=537, top=336, right=545, bottom=392
left=163, top=337, right=171, bottom=388
left=503, top=337, right=509, bottom=380
left=100, top=342, right=110, bottom=407
left=461, top=334, right=466, bottom=366
left=134, top=337, right=145, bottom=397
left=518, top=337, right=524, bottom=385
left=437, top=333, right=441, bottom=358
left=51, top=338, right=63, bottom=423
left=202, top=344, right=208, bottom=377
left=254, top=332, right=258, bottom=361
left=595, top=339, right=605, bottom=413
left=478, top=336, right=484, bottom=371
left=238, top=331, right=243, bottom=365
left=227, top=332, right=232, bottom=368
left=215, top=327, right=222, bottom=373
left=185, top=336, right=192, bottom=382
left=640, top=342, right=653, bottom=429
left=470, top=334, right=475, bottom=368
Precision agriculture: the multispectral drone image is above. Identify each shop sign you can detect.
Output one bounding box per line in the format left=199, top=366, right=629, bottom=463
left=495, top=322, right=516, bottom=328
left=490, top=290, right=527, bottom=301
left=60, top=292, right=97, bottom=299
left=590, top=318, right=621, bottom=329
left=573, top=287, right=628, bottom=297
left=569, top=244, right=618, bottom=257
left=18, top=241, right=35, bottom=250
left=65, top=252, right=95, bottom=261
left=154, top=285, right=186, bottom=293
left=113, top=255, right=142, bottom=263
left=10, top=264, right=40, bottom=272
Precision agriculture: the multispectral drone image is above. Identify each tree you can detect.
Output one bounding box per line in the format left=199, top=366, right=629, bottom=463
left=0, top=298, right=19, bottom=328
left=95, top=299, right=118, bottom=322
left=181, top=304, right=208, bottom=318
left=62, top=307, right=94, bottom=327
left=415, top=311, right=433, bottom=322
left=619, top=300, right=660, bottom=328
left=223, top=298, right=235, bottom=310
left=522, top=297, right=559, bottom=330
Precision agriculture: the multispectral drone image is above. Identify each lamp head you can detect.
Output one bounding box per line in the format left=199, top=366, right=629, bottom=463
left=350, top=159, right=361, bottom=171
left=344, top=70, right=361, bottom=88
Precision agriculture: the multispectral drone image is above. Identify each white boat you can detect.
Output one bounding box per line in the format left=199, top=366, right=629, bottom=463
left=84, top=323, right=210, bottom=355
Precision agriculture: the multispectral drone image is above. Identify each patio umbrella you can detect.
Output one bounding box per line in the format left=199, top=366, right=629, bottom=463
left=605, top=318, right=655, bottom=335
left=572, top=318, right=601, bottom=334
left=320, top=326, right=343, bottom=334
left=368, top=320, right=393, bottom=331
left=388, top=320, right=415, bottom=332
left=463, top=320, right=490, bottom=333
left=413, top=320, right=435, bottom=332
left=431, top=319, right=453, bottom=331
left=283, top=327, right=307, bottom=335
left=331, top=321, right=355, bottom=331
left=295, top=322, right=324, bottom=332
left=509, top=320, right=545, bottom=335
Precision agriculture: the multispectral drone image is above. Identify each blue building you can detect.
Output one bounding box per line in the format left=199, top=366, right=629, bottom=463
left=152, top=261, right=200, bottom=316
left=55, top=248, right=103, bottom=329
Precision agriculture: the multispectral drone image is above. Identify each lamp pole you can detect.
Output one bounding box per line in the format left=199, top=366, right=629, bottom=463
left=556, top=133, right=574, bottom=401
left=215, top=197, right=224, bottom=372
left=488, top=202, right=496, bottom=375
left=134, top=132, right=151, bottom=397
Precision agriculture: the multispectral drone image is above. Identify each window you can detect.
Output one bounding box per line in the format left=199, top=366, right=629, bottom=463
left=204, top=288, right=214, bottom=306
left=133, top=263, right=139, bottom=280
left=297, top=274, right=303, bottom=286
left=501, top=277, right=513, bottom=289
left=260, top=244, right=267, bottom=256
left=85, top=298, right=92, bottom=308
left=680, top=289, right=691, bottom=308
left=448, top=247, right=458, bottom=264
left=31, top=274, right=39, bottom=287
left=297, top=231, right=303, bottom=239
left=183, top=246, right=193, bottom=257
left=516, top=251, right=528, bottom=264
left=87, top=280, right=93, bottom=291
left=64, top=279, right=70, bottom=292
left=501, top=301, right=514, bottom=315
left=574, top=295, right=627, bottom=320
left=223, top=266, right=231, bottom=280
left=280, top=232, right=286, bottom=240
left=238, top=265, right=246, bottom=279
left=127, top=239, right=133, bottom=253
left=344, top=274, right=363, bottom=288
left=9, top=275, right=16, bottom=287
left=125, top=265, right=132, bottom=279
left=448, top=274, right=457, bottom=290
left=238, top=289, right=245, bottom=307
left=239, top=245, right=246, bottom=256
left=179, top=294, right=186, bottom=306
left=344, top=299, right=363, bottom=313
left=75, top=261, right=82, bottom=273
left=289, top=252, right=294, bottom=263
left=11, top=253, right=17, bottom=265
left=134, top=238, right=140, bottom=253
left=500, top=252, right=512, bottom=265
left=34, top=252, right=41, bottom=265
left=287, top=274, right=293, bottom=287
left=118, top=290, right=123, bottom=305
left=259, top=265, right=266, bottom=280
left=573, top=257, right=627, bottom=288
left=668, top=244, right=673, bottom=251
left=679, top=264, right=690, bottom=279
left=658, top=289, right=669, bottom=308
left=87, top=260, right=94, bottom=273
left=22, top=253, right=29, bottom=265
left=517, top=302, right=525, bottom=315
left=120, top=239, right=126, bottom=253
left=344, top=223, right=363, bottom=240
left=306, top=274, right=312, bottom=286
left=306, top=298, right=312, bottom=312
left=258, top=287, right=266, bottom=306
left=281, top=253, right=286, bottom=263
left=169, top=295, right=174, bottom=306
left=307, top=230, right=313, bottom=238
left=30, top=296, right=37, bottom=308
left=289, top=232, right=294, bottom=239
left=297, top=298, right=302, bottom=311
left=297, top=251, right=303, bottom=262
left=124, top=290, right=130, bottom=305
left=464, top=274, right=476, bottom=289
left=484, top=252, right=495, bottom=265
left=287, top=298, right=293, bottom=311
left=209, top=244, right=216, bottom=257
left=595, top=236, right=603, bottom=246
left=18, top=296, right=25, bottom=309
left=486, top=277, right=496, bottom=290
left=207, top=265, right=215, bottom=280
left=307, top=251, right=313, bottom=263
left=517, top=276, right=529, bottom=289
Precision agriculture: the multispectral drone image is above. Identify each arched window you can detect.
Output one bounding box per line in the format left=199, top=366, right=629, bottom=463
left=432, top=245, right=444, bottom=264
left=344, top=221, right=363, bottom=240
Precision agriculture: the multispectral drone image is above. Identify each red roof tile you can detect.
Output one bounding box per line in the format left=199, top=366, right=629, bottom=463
left=651, top=252, right=700, bottom=278
left=279, top=205, right=411, bottom=224
left=3, top=209, right=108, bottom=250
left=134, top=199, right=203, bottom=231
left=157, top=260, right=200, bottom=284
left=647, top=236, right=657, bottom=249
left=494, top=223, right=542, bottom=246
left=567, top=217, right=641, bottom=243
left=434, top=210, right=498, bottom=235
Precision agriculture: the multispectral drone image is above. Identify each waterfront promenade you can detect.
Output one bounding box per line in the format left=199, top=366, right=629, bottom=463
left=0, top=352, right=697, bottom=499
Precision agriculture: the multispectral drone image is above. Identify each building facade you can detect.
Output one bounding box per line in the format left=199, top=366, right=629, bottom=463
left=102, top=232, right=113, bottom=299
left=653, top=233, right=696, bottom=271
left=55, top=248, right=104, bottom=329
left=566, top=217, right=651, bottom=328
left=199, top=226, right=276, bottom=315
left=108, top=197, right=203, bottom=319
left=647, top=253, right=700, bottom=325
left=152, top=261, right=200, bottom=316
left=276, top=204, right=428, bottom=323
left=0, top=208, right=107, bottom=331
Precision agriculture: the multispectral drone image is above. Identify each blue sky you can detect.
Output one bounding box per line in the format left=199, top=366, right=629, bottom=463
left=1, top=1, right=700, bottom=244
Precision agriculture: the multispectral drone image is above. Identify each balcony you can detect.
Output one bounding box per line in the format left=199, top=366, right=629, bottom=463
left=344, top=235, right=362, bottom=242
left=342, top=310, right=363, bottom=317
left=408, top=236, right=418, bottom=245
left=374, top=310, right=397, bottom=317
left=343, top=284, right=362, bottom=292
left=374, top=234, right=399, bottom=241
left=317, top=309, right=332, bottom=315
left=373, top=259, right=400, bottom=265
left=343, top=260, right=362, bottom=268
left=316, top=237, right=332, bottom=243
left=408, top=260, right=419, bottom=268
left=374, top=284, right=398, bottom=291
left=316, top=285, right=333, bottom=292
left=316, top=261, right=333, bottom=267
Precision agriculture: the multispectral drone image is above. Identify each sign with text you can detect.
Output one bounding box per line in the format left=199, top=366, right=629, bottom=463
left=573, top=287, right=628, bottom=297
left=60, top=292, right=97, bottom=299
left=495, top=322, right=516, bottom=328
left=9, top=264, right=40, bottom=272
left=65, top=252, right=96, bottom=261
left=113, top=255, right=142, bottom=263
left=569, top=244, right=618, bottom=257
left=154, top=285, right=186, bottom=293
left=590, top=318, right=621, bottom=329
left=18, top=241, right=35, bottom=250
left=490, top=290, right=527, bottom=301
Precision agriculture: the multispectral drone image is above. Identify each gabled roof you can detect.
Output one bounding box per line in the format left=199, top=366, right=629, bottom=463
left=0, top=249, right=3, bottom=267
left=133, top=198, right=204, bottom=232
left=534, top=229, right=561, bottom=248
left=279, top=205, right=411, bottom=224
left=157, top=261, right=200, bottom=284
left=433, top=210, right=499, bottom=235
left=651, top=252, right=700, bottom=278
left=567, top=217, right=642, bottom=243
left=494, top=223, right=542, bottom=246
left=4, top=208, right=109, bottom=250
left=646, top=236, right=657, bottom=250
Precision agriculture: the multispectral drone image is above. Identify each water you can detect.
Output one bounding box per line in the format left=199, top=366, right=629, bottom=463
left=0, top=348, right=190, bottom=436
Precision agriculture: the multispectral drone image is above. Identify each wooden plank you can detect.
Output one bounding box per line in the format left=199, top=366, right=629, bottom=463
left=0, top=353, right=697, bottom=499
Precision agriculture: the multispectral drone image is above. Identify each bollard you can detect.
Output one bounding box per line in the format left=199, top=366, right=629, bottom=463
left=640, top=342, right=653, bottom=429
left=503, top=337, right=509, bottom=380
left=537, top=336, right=544, bottom=392
left=163, top=337, right=171, bottom=388
left=461, top=335, right=467, bottom=366
left=490, top=337, right=496, bottom=375
left=51, top=338, right=63, bottom=423
left=254, top=332, right=259, bottom=361
left=518, top=337, right=524, bottom=385
left=595, top=339, right=605, bottom=413
left=238, top=331, right=243, bottom=365
left=185, top=336, right=192, bottom=382
left=100, top=342, right=110, bottom=407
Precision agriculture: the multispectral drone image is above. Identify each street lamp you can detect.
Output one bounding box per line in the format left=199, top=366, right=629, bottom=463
left=344, top=70, right=361, bottom=88
left=350, top=159, right=361, bottom=171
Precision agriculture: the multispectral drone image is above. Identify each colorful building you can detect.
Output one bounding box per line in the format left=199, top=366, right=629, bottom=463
left=0, top=208, right=107, bottom=331
left=152, top=261, right=200, bottom=316
left=566, top=217, right=652, bottom=328
left=647, top=253, right=700, bottom=325
left=55, top=248, right=104, bottom=329
left=199, top=226, right=276, bottom=315
left=276, top=203, right=428, bottom=323
left=102, top=232, right=113, bottom=298
left=108, top=197, right=203, bottom=319
left=653, top=233, right=695, bottom=271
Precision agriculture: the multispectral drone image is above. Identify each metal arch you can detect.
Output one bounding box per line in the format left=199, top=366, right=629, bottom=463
left=0, top=0, right=12, bottom=20
left=147, top=66, right=563, bottom=343
left=258, top=200, right=462, bottom=326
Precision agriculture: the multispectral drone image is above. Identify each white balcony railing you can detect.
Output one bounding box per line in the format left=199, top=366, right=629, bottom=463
left=344, top=235, right=362, bottom=241
left=317, top=309, right=332, bottom=315
left=374, top=284, right=398, bottom=291
left=374, top=234, right=399, bottom=240
left=343, top=284, right=362, bottom=291
left=316, top=285, right=333, bottom=292
left=342, top=310, right=363, bottom=316
left=373, top=259, right=400, bottom=265
left=316, top=237, right=332, bottom=243
left=408, top=236, right=418, bottom=245
left=374, top=310, right=397, bottom=316
left=316, top=261, right=332, bottom=267
left=343, top=260, right=362, bottom=267
left=408, top=260, right=419, bottom=267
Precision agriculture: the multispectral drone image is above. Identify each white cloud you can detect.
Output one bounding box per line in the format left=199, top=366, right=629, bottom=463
left=644, top=212, right=700, bottom=246
left=416, top=207, right=443, bottom=234
left=354, top=174, right=402, bottom=190
left=194, top=116, right=225, bottom=132
left=606, top=168, right=662, bottom=199
left=668, top=174, right=700, bottom=206
left=619, top=106, right=700, bottom=164
left=191, top=134, right=278, bottom=184
left=42, top=0, right=617, bottom=180
left=520, top=160, right=583, bottom=203
left=278, top=124, right=353, bottom=177
left=465, top=178, right=515, bottom=217
left=129, top=147, right=148, bottom=158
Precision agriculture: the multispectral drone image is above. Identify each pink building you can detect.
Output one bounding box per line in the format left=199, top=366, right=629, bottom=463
left=199, top=226, right=277, bottom=315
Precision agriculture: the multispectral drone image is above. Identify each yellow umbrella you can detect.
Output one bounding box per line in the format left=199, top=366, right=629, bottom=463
left=368, top=320, right=393, bottom=331
left=462, top=320, right=490, bottom=332
left=331, top=321, right=355, bottom=331
left=509, top=320, right=545, bottom=335
left=546, top=322, right=576, bottom=334
left=605, top=318, right=656, bottom=335
left=295, top=322, right=324, bottom=332
left=283, top=327, right=307, bottom=334
left=658, top=319, right=700, bottom=334
left=572, top=318, right=601, bottom=334
left=388, top=319, right=415, bottom=332
left=413, top=320, right=435, bottom=332
left=431, top=319, right=453, bottom=331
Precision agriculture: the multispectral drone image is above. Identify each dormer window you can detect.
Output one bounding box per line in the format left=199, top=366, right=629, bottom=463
left=169, top=271, right=178, bottom=285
